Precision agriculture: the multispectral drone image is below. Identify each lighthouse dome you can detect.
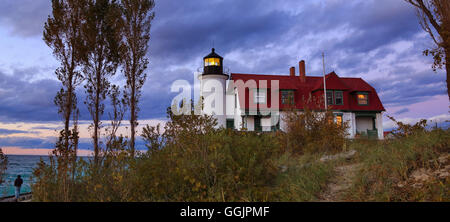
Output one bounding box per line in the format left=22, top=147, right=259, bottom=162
left=203, top=48, right=224, bottom=75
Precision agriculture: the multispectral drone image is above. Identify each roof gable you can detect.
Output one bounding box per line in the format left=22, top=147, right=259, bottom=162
left=312, top=72, right=350, bottom=91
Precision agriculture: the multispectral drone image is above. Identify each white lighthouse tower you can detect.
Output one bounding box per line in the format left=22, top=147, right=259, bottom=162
left=198, top=48, right=229, bottom=128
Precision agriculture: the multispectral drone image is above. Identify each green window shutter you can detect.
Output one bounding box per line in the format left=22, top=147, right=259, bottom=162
left=254, top=116, right=262, bottom=132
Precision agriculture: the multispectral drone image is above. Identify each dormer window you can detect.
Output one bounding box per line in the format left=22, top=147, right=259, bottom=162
left=326, top=90, right=344, bottom=105
left=357, top=92, right=369, bottom=105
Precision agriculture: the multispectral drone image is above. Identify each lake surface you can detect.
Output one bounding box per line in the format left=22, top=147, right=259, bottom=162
left=1, top=155, right=50, bottom=198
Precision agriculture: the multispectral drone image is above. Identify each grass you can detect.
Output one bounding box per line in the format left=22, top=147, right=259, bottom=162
left=271, top=152, right=335, bottom=201
left=345, top=129, right=450, bottom=201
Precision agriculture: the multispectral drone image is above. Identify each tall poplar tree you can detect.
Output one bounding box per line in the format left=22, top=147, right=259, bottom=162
left=44, top=0, right=85, bottom=159
left=82, top=0, right=122, bottom=164
left=120, top=0, right=155, bottom=156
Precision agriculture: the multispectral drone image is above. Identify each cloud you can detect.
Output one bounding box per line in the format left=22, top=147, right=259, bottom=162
left=0, top=129, right=29, bottom=135
left=383, top=113, right=450, bottom=131
left=394, top=108, right=409, bottom=115
left=0, top=0, right=51, bottom=37
left=0, top=69, right=60, bottom=122
left=0, top=137, right=56, bottom=149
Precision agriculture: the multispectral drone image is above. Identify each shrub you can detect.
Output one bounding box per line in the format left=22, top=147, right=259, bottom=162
left=387, top=115, right=428, bottom=138
left=282, top=108, right=349, bottom=155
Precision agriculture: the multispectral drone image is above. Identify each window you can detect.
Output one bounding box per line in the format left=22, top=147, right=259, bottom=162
left=204, top=58, right=220, bottom=66
left=326, top=91, right=334, bottom=106
left=226, top=119, right=234, bottom=129
left=334, top=91, right=343, bottom=105
left=357, top=93, right=369, bottom=105
left=253, top=89, right=266, bottom=104
left=281, top=90, right=295, bottom=105
left=335, top=115, right=343, bottom=127
left=254, top=116, right=262, bottom=132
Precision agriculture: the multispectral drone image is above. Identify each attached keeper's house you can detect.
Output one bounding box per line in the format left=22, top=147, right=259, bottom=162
left=198, top=48, right=386, bottom=139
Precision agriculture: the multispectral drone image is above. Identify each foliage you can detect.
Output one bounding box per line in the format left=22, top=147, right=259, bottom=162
left=82, top=0, right=123, bottom=163
left=404, top=0, right=450, bottom=99
left=0, top=148, right=7, bottom=185
left=281, top=107, right=349, bottom=155
left=33, top=101, right=336, bottom=202
left=387, top=115, right=428, bottom=138
left=44, top=0, right=86, bottom=162
left=121, top=0, right=155, bottom=155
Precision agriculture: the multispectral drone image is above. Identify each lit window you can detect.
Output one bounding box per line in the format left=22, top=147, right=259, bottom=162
left=357, top=93, right=368, bottom=105
left=204, top=58, right=220, bottom=66
left=254, top=89, right=266, bottom=104
left=335, top=115, right=343, bottom=127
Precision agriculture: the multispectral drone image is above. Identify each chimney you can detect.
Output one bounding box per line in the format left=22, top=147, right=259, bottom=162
left=299, top=60, right=306, bottom=83
left=289, top=67, right=295, bottom=76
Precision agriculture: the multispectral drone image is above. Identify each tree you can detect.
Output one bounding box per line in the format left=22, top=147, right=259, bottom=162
left=82, top=0, right=123, bottom=164
left=120, top=0, right=155, bottom=156
left=44, top=0, right=86, bottom=159
left=405, top=0, right=450, bottom=100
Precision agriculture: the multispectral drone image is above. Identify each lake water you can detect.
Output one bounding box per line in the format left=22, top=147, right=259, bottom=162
left=1, top=155, right=50, bottom=198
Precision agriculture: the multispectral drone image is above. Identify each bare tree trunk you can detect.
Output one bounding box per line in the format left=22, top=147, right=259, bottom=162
left=130, top=80, right=136, bottom=156
left=64, top=78, right=74, bottom=159
left=94, top=67, right=101, bottom=165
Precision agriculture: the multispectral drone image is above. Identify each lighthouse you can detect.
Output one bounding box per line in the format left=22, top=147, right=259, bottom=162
left=198, top=48, right=229, bottom=128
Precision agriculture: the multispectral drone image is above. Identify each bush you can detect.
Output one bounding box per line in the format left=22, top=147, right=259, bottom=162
left=282, top=108, right=349, bottom=155
left=387, top=115, right=428, bottom=138
left=32, top=103, right=338, bottom=202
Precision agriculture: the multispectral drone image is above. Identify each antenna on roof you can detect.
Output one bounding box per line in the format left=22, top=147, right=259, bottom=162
left=322, top=52, right=328, bottom=110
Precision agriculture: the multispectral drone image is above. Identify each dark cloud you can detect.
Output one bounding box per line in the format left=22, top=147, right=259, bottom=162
left=0, top=68, right=61, bottom=122
left=0, top=0, right=51, bottom=37
left=370, top=66, right=446, bottom=106
left=0, top=129, right=29, bottom=135
left=0, top=137, right=55, bottom=149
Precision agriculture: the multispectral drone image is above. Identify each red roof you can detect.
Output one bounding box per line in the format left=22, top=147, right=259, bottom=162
left=231, top=72, right=385, bottom=112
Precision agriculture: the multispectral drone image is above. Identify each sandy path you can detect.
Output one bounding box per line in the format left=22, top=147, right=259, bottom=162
left=319, top=163, right=361, bottom=202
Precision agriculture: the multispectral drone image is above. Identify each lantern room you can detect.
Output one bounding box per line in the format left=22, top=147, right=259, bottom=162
left=203, top=48, right=224, bottom=75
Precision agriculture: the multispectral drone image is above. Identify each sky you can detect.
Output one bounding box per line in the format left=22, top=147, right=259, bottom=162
left=0, top=0, right=449, bottom=155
